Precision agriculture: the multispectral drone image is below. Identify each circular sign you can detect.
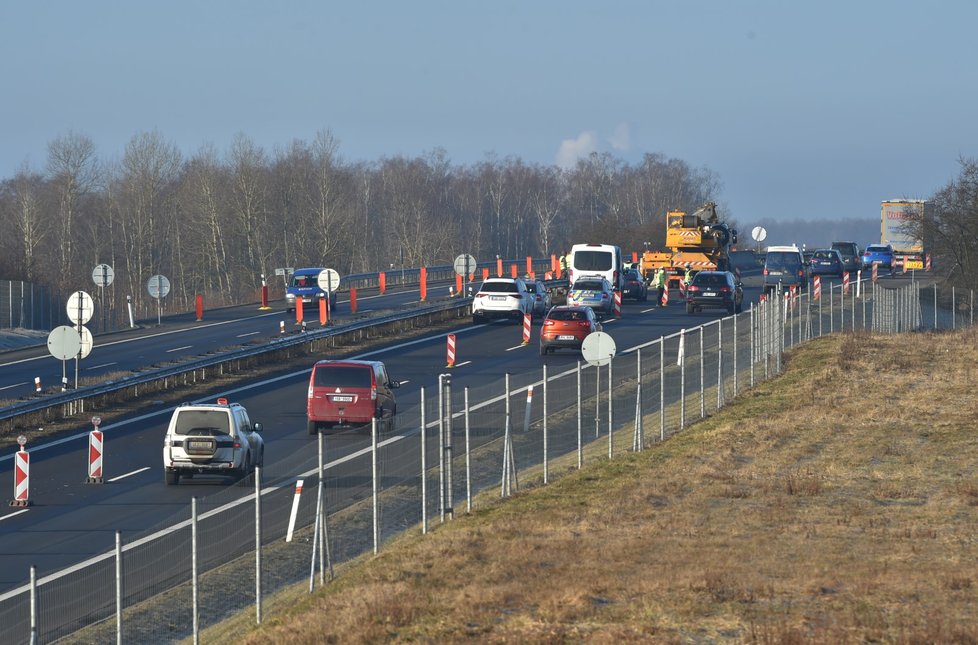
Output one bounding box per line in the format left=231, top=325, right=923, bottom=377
left=581, top=331, right=617, bottom=367
left=751, top=226, right=768, bottom=242
left=17, top=435, right=26, bottom=448
left=92, top=264, right=115, bottom=288
left=317, top=268, right=341, bottom=293
left=78, top=325, right=94, bottom=360
left=453, top=254, right=477, bottom=277
left=47, top=325, right=81, bottom=360
left=92, top=416, right=102, bottom=428
left=66, top=291, right=95, bottom=325
left=147, top=275, right=171, bottom=299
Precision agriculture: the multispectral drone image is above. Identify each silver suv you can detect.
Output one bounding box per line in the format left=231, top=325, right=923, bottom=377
left=163, top=399, right=264, bottom=485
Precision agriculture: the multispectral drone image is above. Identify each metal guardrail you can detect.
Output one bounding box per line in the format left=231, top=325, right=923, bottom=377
left=336, top=257, right=554, bottom=291
left=0, top=297, right=474, bottom=426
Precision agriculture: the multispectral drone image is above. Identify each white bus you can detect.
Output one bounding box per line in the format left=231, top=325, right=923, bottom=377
left=567, top=243, right=624, bottom=291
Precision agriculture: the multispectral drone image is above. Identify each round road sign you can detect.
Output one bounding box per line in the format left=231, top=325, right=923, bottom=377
left=147, top=275, right=171, bottom=299
left=751, top=226, right=768, bottom=242
left=453, top=254, right=477, bottom=277
left=581, top=331, right=617, bottom=367
left=92, top=264, right=115, bottom=288
left=66, top=291, right=95, bottom=325
left=317, top=268, right=341, bottom=293
left=47, top=325, right=81, bottom=361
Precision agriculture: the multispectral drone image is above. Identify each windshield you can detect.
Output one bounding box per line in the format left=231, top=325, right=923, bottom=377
left=572, top=251, right=612, bottom=271
left=692, top=273, right=727, bottom=287
left=480, top=281, right=518, bottom=293
left=313, top=365, right=372, bottom=388
left=813, top=251, right=835, bottom=260
left=548, top=309, right=586, bottom=321
left=573, top=280, right=604, bottom=291
left=290, top=274, right=319, bottom=289
left=765, top=253, right=800, bottom=271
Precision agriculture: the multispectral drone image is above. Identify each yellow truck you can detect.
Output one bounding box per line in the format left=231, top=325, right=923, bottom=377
left=640, top=202, right=737, bottom=288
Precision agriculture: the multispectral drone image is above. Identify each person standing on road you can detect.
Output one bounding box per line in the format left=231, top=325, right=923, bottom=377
left=654, top=267, right=667, bottom=306
left=558, top=252, right=568, bottom=279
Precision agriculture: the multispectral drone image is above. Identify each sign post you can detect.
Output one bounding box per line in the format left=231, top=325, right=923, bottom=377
left=453, top=254, right=477, bottom=295
left=317, top=269, right=341, bottom=324
left=147, top=274, right=171, bottom=326
left=91, top=264, right=115, bottom=333
left=47, top=326, right=81, bottom=391
left=66, top=291, right=95, bottom=389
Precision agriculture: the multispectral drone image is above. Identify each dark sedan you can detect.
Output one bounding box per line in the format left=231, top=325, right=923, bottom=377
left=810, top=249, right=844, bottom=278
left=621, top=268, right=648, bottom=301
left=685, top=271, right=743, bottom=315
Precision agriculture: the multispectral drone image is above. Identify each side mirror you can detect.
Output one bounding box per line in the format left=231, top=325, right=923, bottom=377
left=253, top=422, right=264, bottom=433
left=390, top=380, right=400, bottom=389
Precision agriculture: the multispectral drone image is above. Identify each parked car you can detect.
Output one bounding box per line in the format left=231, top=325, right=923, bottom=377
left=471, top=278, right=533, bottom=323
left=831, top=241, right=862, bottom=274
left=307, top=359, right=399, bottom=434
left=862, top=244, right=895, bottom=273
left=525, top=279, right=553, bottom=317
left=621, top=268, right=648, bottom=301
left=685, top=271, right=743, bottom=315
left=810, top=249, right=845, bottom=278
left=163, top=398, right=264, bottom=485
left=567, top=277, right=614, bottom=318
left=763, top=245, right=809, bottom=293
left=539, top=305, right=602, bottom=355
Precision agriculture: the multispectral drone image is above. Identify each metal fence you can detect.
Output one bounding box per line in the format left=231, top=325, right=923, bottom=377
left=1, top=276, right=974, bottom=644
left=0, top=280, right=62, bottom=331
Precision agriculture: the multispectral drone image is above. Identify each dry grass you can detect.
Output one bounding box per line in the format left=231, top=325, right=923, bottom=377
left=214, top=328, right=978, bottom=644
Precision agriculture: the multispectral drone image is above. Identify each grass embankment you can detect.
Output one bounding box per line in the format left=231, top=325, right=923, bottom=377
left=224, top=329, right=978, bottom=643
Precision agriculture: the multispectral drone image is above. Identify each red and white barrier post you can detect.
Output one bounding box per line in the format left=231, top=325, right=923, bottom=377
left=843, top=272, right=850, bottom=295
left=613, top=291, right=622, bottom=317
left=34, top=377, right=41, bottom=393
left=521, top=313, right=531, bottom=345
left=378, top=271, right=386, bottom=294
left=259, top=273, right=271, bottom=310
left=661, top=286, right=669, bottom=307
left=279, top=320, right=285, bottom=334
left=522, top=385, right=534, bottom=433
left=9, top=435, right=30, bottom=507
left=813, top=275, right=821, bottom=300
left=86, top=416, right=104, bottom=484
left=872, top=262, right=879, bottom=284
left=285, top=479, right=304, bottom=542
left=319, top=297, right=329, bottom=326
left=925, top=254, right=932, bottom=272
left=446, top=333, right=457, bottom=368
left=195, top=294, right=204, bottom=322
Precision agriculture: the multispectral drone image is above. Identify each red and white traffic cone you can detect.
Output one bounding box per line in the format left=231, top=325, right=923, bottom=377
left=521, top=313, right=531, bottom=345
left=446, top=334, right=457, bottom=368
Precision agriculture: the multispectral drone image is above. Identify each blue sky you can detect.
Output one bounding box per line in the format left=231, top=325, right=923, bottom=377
left=2, top=1, right=976, bottom=231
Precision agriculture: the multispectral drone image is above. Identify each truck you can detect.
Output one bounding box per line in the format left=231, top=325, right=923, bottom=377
left=640, top=202, right=737, bottom=289
left=880, top=199, right=931, bottom=271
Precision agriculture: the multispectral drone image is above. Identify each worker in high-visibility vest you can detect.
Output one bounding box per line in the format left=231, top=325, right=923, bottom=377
left=654, top=267, right=667, bottom=306
left=558, top=252, right=568, bottom=279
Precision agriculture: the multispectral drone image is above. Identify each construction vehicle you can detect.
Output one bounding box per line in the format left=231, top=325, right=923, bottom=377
left=640, top=202, right=737, bottom=288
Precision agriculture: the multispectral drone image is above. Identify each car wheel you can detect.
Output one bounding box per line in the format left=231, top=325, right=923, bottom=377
left=307, top=420, right=318, bottom=436
left=165, top=470, right=180, bottom=486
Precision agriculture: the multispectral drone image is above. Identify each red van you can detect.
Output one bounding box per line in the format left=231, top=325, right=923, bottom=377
left=307, top=360, right=399, bottom=434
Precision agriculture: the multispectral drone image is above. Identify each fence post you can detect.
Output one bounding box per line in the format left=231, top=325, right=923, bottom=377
left=733, top=311, right=738, bottom=396
left=953, top=286, right=956, bottom=330
left=464, top=387, right=472, bottom=512
left=116, top=531, right=123, bottom=645
left=576, top=361, right=583, bottom=469
left=659, top=337, right=665, bottom=441
left=633, top=349, right=643, bottom=451
left=30, top=565, right=37, bottom=645
left=679, top=329, right=686, bottom=430
left=192, top=497, right=199, bottom=645
left=934, top=284, right=938, bottom=330
left=443, top=374, right=454, bottom=520
left=421, top=387, right=427, bottom=534
left=607, top=358, right=613, bottom=459
left=700, top=325, right=705, bottom=417
left=372, top=417, right=379, bottom=554
left=717, top=320, right=724, bottom=410
left=255, top=465, right=263, bottom=622
left=749, top=304, right=755, bottom=389
left=543, top=364, right=549, bottom=484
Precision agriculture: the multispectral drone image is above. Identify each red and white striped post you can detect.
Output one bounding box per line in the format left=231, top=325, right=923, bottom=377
left=843, top=272, right=850, bottom=295
left=195, top=294, right=204, bottom=322
left=295, top=297, right=304, bottom=324
left=510, top=264, right=518, bottom=279
left=455, top=274, right=463, bottom=296
left=279, top=320, right=285, bottom=334
left=872, top=262, right=879, bottom=284
left=87, top=417, right=104, bottom=484
left=10, top=435, right=30, bottom=507
left=613, top=291, right=622, bottom=317
left=285, top=479, right=304, bottom=542
left=661, top=286, right=669, bottom=307
left=813, top=275, right=821, bottom=300
left=420, top=268, right=428, bottom=301
left=482, top=267, right=490, bottom=281
left=446, top=334, right=457, bottom=368
left=34, top=377, right=41, bottom=393
left=521, top=313, right=531, bottom=345
left=259, top=273, right=271, bottom=310
left=789, top=284, right=797, bottom=307
left=925, top=254, right=932, bottom=272
left=319, top=297, right=329, bottom=326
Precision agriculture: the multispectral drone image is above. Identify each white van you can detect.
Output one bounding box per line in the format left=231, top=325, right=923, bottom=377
left=567, top=243, right=624, bottom=291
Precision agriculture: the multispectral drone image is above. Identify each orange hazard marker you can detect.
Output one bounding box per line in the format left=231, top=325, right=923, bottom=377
left=446, top=334, right=456, bottom=368
left=521, top=313, right=531, bottom=345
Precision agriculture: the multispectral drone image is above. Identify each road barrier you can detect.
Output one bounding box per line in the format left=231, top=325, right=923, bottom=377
left=446, top=334, right=456, bottom=368
left=350, top=288, right=358, bottom=314
left=614, top=291, right=622, bottom=317
left=661, top=287, right=669, bottom=307
left=813, top=276, right=821, bottom=300
left=34, top=378, right=41, bottom=393
left=86, top=430, right=103, bottom=484
left=522, top=313, right=531, bottom=345
left=843, top=272, right=850, bottom=295
left=9, top=449, right=29, bottom=507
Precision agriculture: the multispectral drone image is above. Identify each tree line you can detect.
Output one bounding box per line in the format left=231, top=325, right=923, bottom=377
left=0, top=130, right=722, bottom=320
left=923, top=157, right=978, bottom=289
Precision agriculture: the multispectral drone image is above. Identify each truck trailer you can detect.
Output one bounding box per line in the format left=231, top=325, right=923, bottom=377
left=880, top=199, right=931, bottom=270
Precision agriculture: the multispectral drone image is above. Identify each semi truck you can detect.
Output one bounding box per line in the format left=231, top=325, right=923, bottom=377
left=640, top=202, right=737, bottom=288
left=880, top=199, right=931, bottom=270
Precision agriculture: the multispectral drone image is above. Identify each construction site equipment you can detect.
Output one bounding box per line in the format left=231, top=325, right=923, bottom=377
left=640, top=202, right=737, bottom=289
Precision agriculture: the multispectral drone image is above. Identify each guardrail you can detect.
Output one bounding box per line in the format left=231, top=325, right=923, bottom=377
left=329, top=257, right=554, bottom=292
left=0, top=297, right=475, bottom=431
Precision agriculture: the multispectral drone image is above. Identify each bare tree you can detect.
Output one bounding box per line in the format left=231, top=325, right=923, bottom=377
left=47, top=132, right=100, bottom=281
left=1, top=164, right=48, bottom=281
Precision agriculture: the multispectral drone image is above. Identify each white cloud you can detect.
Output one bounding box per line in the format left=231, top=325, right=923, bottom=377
left=555, top=131, right=598, bottom=170
left=608, top=122, right=631, bottom=151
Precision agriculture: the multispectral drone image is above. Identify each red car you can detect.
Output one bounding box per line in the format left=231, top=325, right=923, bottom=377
left=539, top=305, right=602, bottom=355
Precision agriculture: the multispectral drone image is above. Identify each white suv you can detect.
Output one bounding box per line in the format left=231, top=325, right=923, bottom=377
left=472, top=277, right=533, bottom=323
left=163, top=398, right=264, bottom=485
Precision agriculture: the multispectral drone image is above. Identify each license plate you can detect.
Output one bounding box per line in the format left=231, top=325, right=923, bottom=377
left=490, top=296, right=505, bottom=301
left=332, top=395, right=353, bottom=402
left=703, top=291, right=716, bottom=297
left=558, top=335, right=576, bottom=340
left=905, top=260, right=923, bottom=269
left=188, top=439, right=212, bottom=450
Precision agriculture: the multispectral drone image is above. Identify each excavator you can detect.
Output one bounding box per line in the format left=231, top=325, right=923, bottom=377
left=640, top=202, right=737, bottom=289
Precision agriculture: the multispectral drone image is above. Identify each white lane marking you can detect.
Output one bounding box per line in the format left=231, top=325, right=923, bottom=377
left=0, top=509, right=29, bottom=522
left=505, top=344, right=527, bottom=351
left=166, top=345, right=193, bottom=353
left=640, top=307, right=658, bottom=313
left=455, top=360, right=471, bottom=367
left=86, top=362, right=117, bottom=371
left=107, top=467, right=150, bottom=482
left=236, top=331, right=261, bottom=338
left=0, top=381, right=28, bottom=392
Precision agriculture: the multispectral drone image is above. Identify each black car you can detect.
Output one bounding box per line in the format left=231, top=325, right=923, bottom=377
left=621, top=268, right=648, bottom=301
left=810, top=249, right=845, bottom=278
left=685, top=271, right=743, bottom=315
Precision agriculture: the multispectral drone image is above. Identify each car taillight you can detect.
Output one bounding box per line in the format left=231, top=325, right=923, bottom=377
left=863, top=252, right=870, bottom=256
left=371, top=385, right=377, bottom=400
left=475, top=292, right=486, bottom=298
left=798, top=270, right=804, bottom=277
left=233, top=441, right=241, bottom=449
left=687, top=285, right=700, bottom=292
left=578, top=321, right=591, bottom=328
left=763, top=268, right=768, bottom=276
left=720, top=287, right=731, bottom=293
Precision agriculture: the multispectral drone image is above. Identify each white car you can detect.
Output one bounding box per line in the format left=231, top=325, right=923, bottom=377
left=163, top=398, right=264, bottom=485
left=472, top=277, right=533, bottom=323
